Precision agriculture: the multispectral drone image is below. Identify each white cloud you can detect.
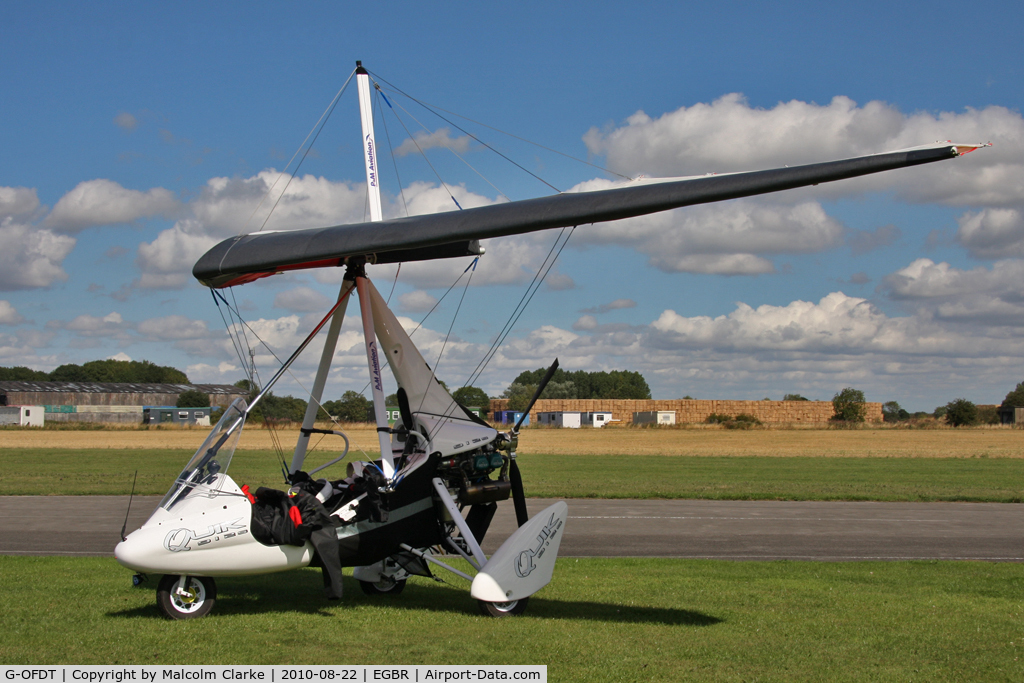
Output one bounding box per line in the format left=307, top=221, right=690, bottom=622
left=394, top=128, right=472, bottom=157
left=398, top=290, right=438, bottom=313
left=0, top=214, right=75, bottom=290
left=273, top=287, right=333, bottom=313
left=108, top=351, right=132, bottom=362
left=46, top=179, right=179, bottom=232
left=0, top=301, right=25, bottom=325
left=882, top=257, right=1024, bottom=325
left=563, top=193, right=842, bottom=275
left=0, top=187, right=43, bottom=220
left=583, top=95, right=1022, bottom=208
left=58, top=311, right=131, bottom=338
left=956, top=208, right=1024, bottom=258
left=137, top=315, right=211, bottom=341
left=136, top=221, right=219, bottom=288
left=186, top=361, right=242, bottom=384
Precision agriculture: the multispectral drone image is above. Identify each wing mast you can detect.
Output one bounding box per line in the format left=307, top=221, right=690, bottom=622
left=355, top=61, right=396, bottom=478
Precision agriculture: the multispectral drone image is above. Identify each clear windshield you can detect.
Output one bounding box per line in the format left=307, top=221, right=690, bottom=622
left=159, top=397, right=248, bottom=510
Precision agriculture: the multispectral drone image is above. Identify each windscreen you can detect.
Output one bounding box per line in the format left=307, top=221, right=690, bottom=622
left=159, top=397, right=248, bottom=510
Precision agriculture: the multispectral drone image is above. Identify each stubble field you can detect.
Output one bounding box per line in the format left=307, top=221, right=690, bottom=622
left=2, top=422, right=1022, bottom=458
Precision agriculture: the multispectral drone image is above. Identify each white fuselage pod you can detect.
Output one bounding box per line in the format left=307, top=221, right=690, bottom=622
left=114, top=474, right=313, bottom=577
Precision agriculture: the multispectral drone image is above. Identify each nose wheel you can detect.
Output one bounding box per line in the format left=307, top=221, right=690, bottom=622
left=157, top=574, right=217, bottom=619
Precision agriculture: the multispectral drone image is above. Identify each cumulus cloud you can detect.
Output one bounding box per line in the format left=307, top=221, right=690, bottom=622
left=136, top=221, right=219, bottom=288
left=583, top=94, right=1022, bottom=208
left=273, top=287, right=333, bottom=313
left=882, top=257, right=1024, bottom=325
left=398, top=290, right=438, bottom=313
left=0, top=187, right=44, bottom=220
left=0, top=216, right=75, bottom=291
left=46, top=179, right=179, bottom=232
left=57, top=311, right=131, bottom=339
left=0, top=300, right=25, bottom=324
left=956, top=208, right=1024, bottom=258
left=561, top=191, right=843, bottom=275
left=394, top=128, right=472, bottom=157
left=137, top=315, right=212, bottom=341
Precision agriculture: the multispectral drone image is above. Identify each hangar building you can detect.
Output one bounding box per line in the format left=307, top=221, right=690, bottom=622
left=0, top=381, right=247, bottom=424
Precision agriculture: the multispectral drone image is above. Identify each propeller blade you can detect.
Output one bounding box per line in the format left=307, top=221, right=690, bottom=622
left=514, top=358, right=559, bottom=432
left=509, top=459, right=528, bottom=527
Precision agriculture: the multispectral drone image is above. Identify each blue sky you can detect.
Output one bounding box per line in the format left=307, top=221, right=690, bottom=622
left=2, top=1, right=1022, bottom=411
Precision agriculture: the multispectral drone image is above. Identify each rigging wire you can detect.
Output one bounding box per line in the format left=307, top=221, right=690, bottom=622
left=376, top=93, right=464, bottom=211
left=416, top=257, right=478, bottom=415
left=463, top=226, right=577, bottom=390
left=374, top=87, right=406, bottom=305
left=257, top=73, right=355, bottom=233
left=369, top=70, right=634, bottom=183
left=241, top=68, right=358, bottom=236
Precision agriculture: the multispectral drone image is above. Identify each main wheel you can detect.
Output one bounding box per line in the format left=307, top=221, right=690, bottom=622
left=157, top=574, right=216, bottom=620
left=358, top=577, right=406, bottom=595
left=477, top=597, right=529, bottom=617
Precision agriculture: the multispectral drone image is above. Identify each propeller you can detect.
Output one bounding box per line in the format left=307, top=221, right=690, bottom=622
left=508, top=358, right=559, bottom=526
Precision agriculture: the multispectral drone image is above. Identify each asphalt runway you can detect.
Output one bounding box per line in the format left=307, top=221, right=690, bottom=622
left=2, top=496, right=1021, bottom=561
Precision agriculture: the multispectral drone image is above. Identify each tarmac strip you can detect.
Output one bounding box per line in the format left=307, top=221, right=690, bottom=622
left=1, top=496, right=1020, bottom=561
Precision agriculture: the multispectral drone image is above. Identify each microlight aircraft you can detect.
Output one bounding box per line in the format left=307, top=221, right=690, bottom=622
left=115, top=62, right=987, bottom=618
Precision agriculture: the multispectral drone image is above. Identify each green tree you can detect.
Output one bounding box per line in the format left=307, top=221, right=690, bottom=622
left=882, top=400, right=910, bottom=423
left=944, top=398, right=978, bottom=427
left=329, top=391, right=373, bottom=422
left=48, top=359, right=188, bottom=383
left=1001, top=382, right=1024, bottom=408
left=509, top=368, right=651, bottom=400
left=176, top=389, right=211, bottom=408
left=783, top=393, right=809, bottom=401
left=501, top=383, right=535, bottom=412
left=0, top=366, right=50, bottom=381
left=452, top=386, right=490, bottom=408
left=249, top=393, right=308, bottom=422
left=832, top=387, right=866, bottom=422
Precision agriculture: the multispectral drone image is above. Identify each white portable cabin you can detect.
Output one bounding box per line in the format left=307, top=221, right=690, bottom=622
left=537, top=411, right=582, bottom=428
left=0, top=405, right=45, bottom=427
left=633, top=410, right=676, bottom=426
left=584, top=411, right=615, bottom=428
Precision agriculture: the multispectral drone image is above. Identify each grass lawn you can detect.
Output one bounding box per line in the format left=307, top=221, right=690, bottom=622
left=2, top=448, right=1023, bottom=501
left=0, top=556, right=1021, bottom=681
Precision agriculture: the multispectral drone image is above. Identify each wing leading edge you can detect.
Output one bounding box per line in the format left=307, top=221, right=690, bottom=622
left=194, top=142, right=983, bottom=289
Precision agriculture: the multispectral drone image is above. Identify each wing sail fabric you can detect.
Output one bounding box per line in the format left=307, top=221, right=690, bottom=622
left=366, top=279, right=497, bottom=455
left=194, top=143, right=976, bottom=289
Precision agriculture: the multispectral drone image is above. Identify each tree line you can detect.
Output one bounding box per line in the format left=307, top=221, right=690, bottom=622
left=831, top=383, right=1024, bottom=427
left=501, top=368, right=651, bottom=411
left=0, top=360, right=189, bottom=384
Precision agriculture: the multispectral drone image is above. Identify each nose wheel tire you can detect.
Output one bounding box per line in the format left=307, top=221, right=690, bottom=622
left=157, top=574, right=217, bottom=619
left=358, top=577, right=407, bottom=595
left=477, top=597, right=529, bottom=617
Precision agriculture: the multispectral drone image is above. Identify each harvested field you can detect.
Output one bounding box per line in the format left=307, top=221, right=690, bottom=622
left=1, top=423, right=1022, bottom=458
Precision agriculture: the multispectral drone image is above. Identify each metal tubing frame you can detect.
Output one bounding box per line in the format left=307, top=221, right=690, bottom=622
left=357, top=275, right=395, bottom=479
left=290, top=279, right=355, bottom=474
left=431, top=477, right=487, bottom=570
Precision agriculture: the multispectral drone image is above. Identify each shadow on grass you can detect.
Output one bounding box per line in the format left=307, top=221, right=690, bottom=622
left=109, top=572, right=721, bottom=626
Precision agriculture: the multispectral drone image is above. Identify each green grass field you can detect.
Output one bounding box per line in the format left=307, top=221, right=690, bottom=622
left=2, top=448, right=1023, bottom=501
left=0, top=556, right=1021, bottom=681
